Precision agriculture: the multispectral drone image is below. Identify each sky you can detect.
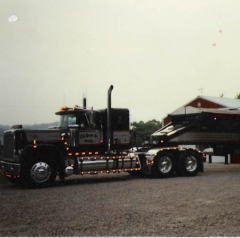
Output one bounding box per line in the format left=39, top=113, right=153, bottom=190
left=1, top=0, right=240, bottom=126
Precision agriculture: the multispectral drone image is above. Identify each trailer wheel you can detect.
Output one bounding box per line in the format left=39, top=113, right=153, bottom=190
left=178, top=151, right=199, bottom=176
left=21, top=154, right=57, bottom=188
left=151, top=152, right=175, bottom=178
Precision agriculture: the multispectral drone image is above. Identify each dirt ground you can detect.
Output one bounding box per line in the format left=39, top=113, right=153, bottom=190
left=0, top=162, right=240, bottom=237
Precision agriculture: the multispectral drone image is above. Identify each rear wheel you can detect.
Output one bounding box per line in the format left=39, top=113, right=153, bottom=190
left=178, top=151, right=199, bottom=176
left=151, top=152, right=175, bottom=178
left=21, top=154, right=57, bottom=188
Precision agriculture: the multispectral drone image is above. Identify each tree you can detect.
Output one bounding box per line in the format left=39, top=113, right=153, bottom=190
left=130, top=119, right=162, bottom=147
left=235, top=93, right=240, bottom=99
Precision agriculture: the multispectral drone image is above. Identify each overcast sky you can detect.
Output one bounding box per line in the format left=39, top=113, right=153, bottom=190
left=1, top=0, right=240, bottom=125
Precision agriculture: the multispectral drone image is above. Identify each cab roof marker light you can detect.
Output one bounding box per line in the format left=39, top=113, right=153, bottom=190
left=60, top=106, right=68, bottom=111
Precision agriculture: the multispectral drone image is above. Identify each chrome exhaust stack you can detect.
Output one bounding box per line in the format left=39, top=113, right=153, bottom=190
left=107, top=85, right=113, bottom=154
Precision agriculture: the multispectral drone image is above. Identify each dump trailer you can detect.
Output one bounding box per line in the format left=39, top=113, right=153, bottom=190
left=150, top=108, right=240, bottom=153
left=137, top=108, right=240, bottom=177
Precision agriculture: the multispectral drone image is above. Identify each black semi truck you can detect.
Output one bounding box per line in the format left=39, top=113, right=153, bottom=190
left=0, top=85, right=208, bottom=187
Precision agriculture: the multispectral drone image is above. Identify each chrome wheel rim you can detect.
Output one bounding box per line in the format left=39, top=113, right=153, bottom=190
left=158, top=156, right=172, bottom=174
left=30, top=162, right=51, bottom=183
left=185, top=155, right=197, bottom=172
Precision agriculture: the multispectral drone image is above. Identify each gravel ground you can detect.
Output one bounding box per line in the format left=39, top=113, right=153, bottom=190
left=1, top=162, right=240, bottom=237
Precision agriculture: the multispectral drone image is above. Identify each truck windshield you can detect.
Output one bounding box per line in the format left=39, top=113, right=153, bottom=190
left=58, top=112, right=101, bottom=129
left=58, top=114, right=77, bottom=128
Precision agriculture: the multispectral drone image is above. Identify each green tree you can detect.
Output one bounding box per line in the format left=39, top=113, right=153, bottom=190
left=235, top=93, right=240, bottom=99
left=130, top=119, right=162, bottom=146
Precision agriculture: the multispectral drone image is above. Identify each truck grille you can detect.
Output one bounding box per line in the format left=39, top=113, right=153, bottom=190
left=3, top=133, right=15, bottom=160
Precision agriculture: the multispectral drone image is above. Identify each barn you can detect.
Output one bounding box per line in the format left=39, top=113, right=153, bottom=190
left=162, top=95, right=240, bottom=164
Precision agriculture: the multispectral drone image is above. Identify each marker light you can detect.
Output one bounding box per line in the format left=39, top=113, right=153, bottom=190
left=59, top=106, right=67, bottom=111
left=33, top=140, right=37, bottom=148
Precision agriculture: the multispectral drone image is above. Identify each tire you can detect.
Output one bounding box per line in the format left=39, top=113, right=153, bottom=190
left=178, top=151, right=199, bottom=176
left=151, top=152, right=175, bottom=178
left=21, top=153, right=57, bottom=188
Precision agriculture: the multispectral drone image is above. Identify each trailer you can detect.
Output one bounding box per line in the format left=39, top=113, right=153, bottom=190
left=150, top=108, right=240, bottom=153
left=140, top=108, right=240, bottom=174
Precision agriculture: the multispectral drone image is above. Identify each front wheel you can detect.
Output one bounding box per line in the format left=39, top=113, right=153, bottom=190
left=178, top=151, right=199, bottom=176
left=151, top=152, right=175, bottom=178
left=21, top=155, right=57, bottom=188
